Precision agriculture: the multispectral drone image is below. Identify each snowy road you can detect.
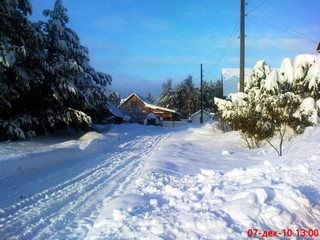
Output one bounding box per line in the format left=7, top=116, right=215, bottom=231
left=0, top=128, right=172, bottom=239
left=1, top=124, right=320, bottom=239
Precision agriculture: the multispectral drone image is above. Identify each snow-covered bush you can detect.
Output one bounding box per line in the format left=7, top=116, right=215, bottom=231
left=216, top=90, right=269, bottom=149
left=292, top=54, right=317, bottom=95
left=305, top=55, right=320, bottom=99
left=249, top=60, right=271, bottom=89
left=144, top=112, right=160, bottom=126
left=216, top=55, right=318, bottom=155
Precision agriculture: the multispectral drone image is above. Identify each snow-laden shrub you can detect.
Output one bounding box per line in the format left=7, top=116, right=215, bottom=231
left=250, top=60, right=271, bottom=89
left=294, top=97, right=318, bottom=126
left=292, top=54, right=317, bottom=95
left=216, top=90, right=269, bottom=149
left=144, top=112, right=160, bottom=126
left=305, top=55, right=320, bottom=99
left=215, top=54, right=319, bottom=155
left=214, top=97, right=233, bottom=133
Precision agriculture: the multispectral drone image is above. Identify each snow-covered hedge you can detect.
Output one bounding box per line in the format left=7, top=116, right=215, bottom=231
left=215, top=54, right=319, bottom=155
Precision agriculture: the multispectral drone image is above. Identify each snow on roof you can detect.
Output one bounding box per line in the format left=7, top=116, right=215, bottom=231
left=191, top=110, right=211, bottom=118
left=108, top=103, right=124, bottom=118
left=221, top=68, right=252, bottom=97
left=121, top=93, right=177, bottom=113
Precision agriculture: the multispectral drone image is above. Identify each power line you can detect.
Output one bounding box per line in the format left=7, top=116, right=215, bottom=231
left=247, top=4, right=317, bottom=44
left=203, top=0, right=317, bottom=84
left=202, top=18, right=240, bottom=80
left=202, top=0, right=269, bottom=81
left=247, top=0, right=269, bottom=14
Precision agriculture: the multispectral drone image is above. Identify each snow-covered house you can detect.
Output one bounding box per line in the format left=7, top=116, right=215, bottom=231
left=190, top=110, right=212, bottom=124
left=119, top=93, right=180, bottom=124
left=221, top=68, right=252, bottom=98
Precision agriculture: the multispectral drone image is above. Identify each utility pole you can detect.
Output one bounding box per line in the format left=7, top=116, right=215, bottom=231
left=239, top=0, right=245, bottom=92
left=200, top=64, right=203, bottom=124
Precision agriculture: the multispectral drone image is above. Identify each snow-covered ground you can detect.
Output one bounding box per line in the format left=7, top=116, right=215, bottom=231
left=0, top=123, right=320, bottom=239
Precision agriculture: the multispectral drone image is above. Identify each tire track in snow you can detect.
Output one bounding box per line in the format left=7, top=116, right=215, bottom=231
left=0, top=132, right=172, bottom=240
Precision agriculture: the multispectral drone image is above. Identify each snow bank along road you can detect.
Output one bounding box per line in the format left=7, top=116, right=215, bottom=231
left=0, top=125, right=173, bottom=239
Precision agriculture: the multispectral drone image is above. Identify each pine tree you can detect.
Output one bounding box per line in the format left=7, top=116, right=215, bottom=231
left=0, top=0, right=31, bottom=113
left=156, top=79, right=175, bottom=109
left=0, top=0, right=42, bottom=139
left=38, top=0, right=112, bottom=130
left=173, top=76, right=197, bottom=118
left=200, top=80, right=221, bottom=112
left=0, top=0, right=113, bottom=140
left=146, top=92, right=155, bottom=104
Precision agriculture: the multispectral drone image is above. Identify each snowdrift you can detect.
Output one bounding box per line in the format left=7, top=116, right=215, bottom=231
left=0, top=123, right=319, bottom=239
left=0, top=131, right=112, bottom=180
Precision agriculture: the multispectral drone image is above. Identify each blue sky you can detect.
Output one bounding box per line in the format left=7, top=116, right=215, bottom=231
left=29, top=0, right=319, bottom=97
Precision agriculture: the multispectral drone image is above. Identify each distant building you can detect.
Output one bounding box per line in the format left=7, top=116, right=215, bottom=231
left=221, top=68, right=252, bottom=98
left=119, top=93, right=180, bottom=124
left=190, top=110, right=212, bottom=124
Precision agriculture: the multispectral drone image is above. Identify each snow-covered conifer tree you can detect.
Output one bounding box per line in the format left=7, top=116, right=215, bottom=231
left=0, top=0, right=43, bottom=139
left=201, top=81, right=218, bottom=112
left=0, top=0, right=33, bottom=110
left=39, top=0, right=112, bottom=129
left=0, top=0, right=113, bottom=139
left=156, top=79, right=175, bottom=110
left=173, top=76, right=197, bottom=118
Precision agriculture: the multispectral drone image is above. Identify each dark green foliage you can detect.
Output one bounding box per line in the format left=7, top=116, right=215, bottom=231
left=156, top=77, right=221, bottom=118
left=0, top=0, right=113, bottom=140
